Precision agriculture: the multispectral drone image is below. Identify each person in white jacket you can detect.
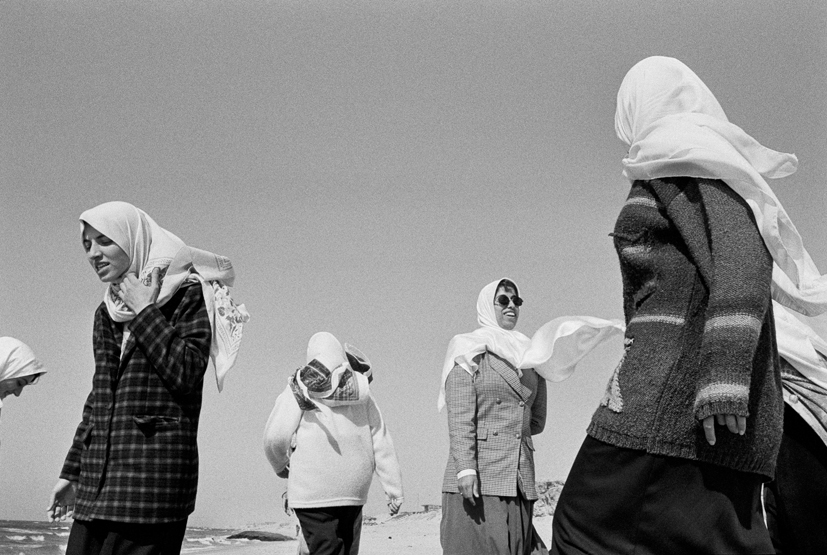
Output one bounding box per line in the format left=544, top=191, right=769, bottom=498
left=264, top=332, right=404, bottom=555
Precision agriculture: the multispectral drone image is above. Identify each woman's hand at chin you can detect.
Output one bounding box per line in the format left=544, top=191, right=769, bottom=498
left=119, top=267, right=162, bottom=314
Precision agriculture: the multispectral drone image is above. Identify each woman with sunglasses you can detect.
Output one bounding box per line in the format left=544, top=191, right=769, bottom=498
left=550, top=56, right=825, bottom=554
left=438, top=279, right=622, bottom=555
left=46, top=201, right=248, bottom=555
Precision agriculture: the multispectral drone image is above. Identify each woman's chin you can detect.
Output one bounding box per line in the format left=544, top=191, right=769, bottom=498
left=98, top=271, right=126, bottom=284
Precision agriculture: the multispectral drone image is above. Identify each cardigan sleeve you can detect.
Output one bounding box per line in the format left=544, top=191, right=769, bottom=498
left=445, top=363, right=478, bottom=477
left=263, top=385, right=304, bottom=477
left=127, top=284, right=211, bottom=397
left=660, top=178, right=773, bottom=420
left=367, top=394, right=404, bottom=502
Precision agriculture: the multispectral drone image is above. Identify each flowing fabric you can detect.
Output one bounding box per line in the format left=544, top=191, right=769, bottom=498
left=80, top=201, right=249, bottom=391
left=289, top=332, right=372, bottom=410
left=774, top=301, right=827, bottom=392
left=615, top=56, right=827, bottom=316
left=0, top=337, right=46, bottom=421
left=437, top=279, right=624, bottom=411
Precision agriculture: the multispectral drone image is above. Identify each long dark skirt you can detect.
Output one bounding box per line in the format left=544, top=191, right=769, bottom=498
left=65, top=518, right=188, bottom=555
left=440, top=489, right=548, bottom=555
left=764, top=403, right=827, bottom=554
left=551, top=436, right=772, bottom=555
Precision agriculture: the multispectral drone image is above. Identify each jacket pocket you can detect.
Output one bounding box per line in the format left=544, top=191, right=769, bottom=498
left=133, top=414, right=181, bottom=436
left=610, top=230, right=646, bottom=245
left=79, top=423, right=94, bottom=450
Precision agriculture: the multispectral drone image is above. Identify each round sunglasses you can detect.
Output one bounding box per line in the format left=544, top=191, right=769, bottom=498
left=495, top=294, right=523, bottom=307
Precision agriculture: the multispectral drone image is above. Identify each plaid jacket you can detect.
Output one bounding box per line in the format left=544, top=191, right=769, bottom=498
left=442, top=351, right=547, bottom=500
left=60, top=283, right=211, bottom=523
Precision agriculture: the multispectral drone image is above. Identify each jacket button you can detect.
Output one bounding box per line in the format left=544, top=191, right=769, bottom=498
left=492, top=431, right=498, bottom=436
left=518, top=401, right=525, bottom=407
left=496, top=398, right=502, bottom=404
left=790, top=394, right=799, bottom=403
left=515, top=433, right=520, bottom=438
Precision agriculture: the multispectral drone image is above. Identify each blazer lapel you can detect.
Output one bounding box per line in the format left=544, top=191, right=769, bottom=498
left=115, top=330, right=138, bottom=382
left=487, top=352, right=532, bottom=401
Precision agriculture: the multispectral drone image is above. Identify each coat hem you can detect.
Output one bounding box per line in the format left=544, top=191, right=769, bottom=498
left=587, top=422, right=775, bottom=480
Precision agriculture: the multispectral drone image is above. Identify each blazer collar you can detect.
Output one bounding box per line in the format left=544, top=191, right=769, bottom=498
left=486, top=351, right=532, bottom=401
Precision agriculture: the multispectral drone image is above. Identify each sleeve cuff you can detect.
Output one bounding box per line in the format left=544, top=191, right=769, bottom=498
left=126, top=304, right=163, bottom=335
left=694, top=398, right=749, bottom=421
left=59, top=468, right=80, bottom=482
left=457, top=469, right=477, bottom=479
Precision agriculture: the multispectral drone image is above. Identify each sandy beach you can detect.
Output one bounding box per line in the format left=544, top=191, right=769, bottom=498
left=205, top=512, right=553, bottom=555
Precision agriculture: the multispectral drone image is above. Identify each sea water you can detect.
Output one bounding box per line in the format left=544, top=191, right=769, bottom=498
left=0, top=520, right=257, bottom=554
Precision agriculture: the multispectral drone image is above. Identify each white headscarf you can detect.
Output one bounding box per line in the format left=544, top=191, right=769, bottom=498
left=615, top=56, right=827, bottom=316
left=0, top=337, right=46, bottom=421
left=289, top=332, right=371, bottom=410
left=80, top=201, right=250, bottom=391
left=437, top=279, right=624, bottom=411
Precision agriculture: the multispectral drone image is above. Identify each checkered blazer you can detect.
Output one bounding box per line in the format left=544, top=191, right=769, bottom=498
left=442, top=351, right=547, bottom=500
left=60, top=283, right=211, bottom=523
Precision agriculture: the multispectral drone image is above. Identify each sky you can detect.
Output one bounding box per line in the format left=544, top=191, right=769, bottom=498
left=1, top=0, right=825, bottom=529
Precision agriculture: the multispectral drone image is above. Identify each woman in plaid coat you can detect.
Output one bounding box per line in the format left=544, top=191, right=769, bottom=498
left=47, top=202, right=247, bottom=555
left=438, top=278, right=622, bottom=555
left=439, top=278, right=549, bottom=555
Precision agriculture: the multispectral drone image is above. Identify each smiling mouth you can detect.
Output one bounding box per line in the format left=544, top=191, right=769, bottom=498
left=503, top=311, right=516, bottom=317
left=94, top=262, right=109, bottom=272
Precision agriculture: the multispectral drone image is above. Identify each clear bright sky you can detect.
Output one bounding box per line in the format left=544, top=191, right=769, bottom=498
left=1, top=1, right=825, bottom=529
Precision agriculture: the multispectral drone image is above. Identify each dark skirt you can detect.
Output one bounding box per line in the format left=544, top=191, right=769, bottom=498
left=440, top=490, right=548, bottom=555
left=65, top=519, right=188, bottom=555
left=764, top=403, right=827, bottom=554
left=295, top=505, right=363, bottom=555
left=550, top=436, right=773, bottom=555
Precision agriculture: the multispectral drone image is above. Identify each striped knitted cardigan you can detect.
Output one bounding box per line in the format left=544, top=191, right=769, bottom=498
left=588, top=177, right=783, bottom=479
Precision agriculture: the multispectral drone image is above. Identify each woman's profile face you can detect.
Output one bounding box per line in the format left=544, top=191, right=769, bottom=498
left=494, top=285, right=520, bottom=330
left=82, top=223, right=130, bottom=283
left=0, top=375, right=37, bottom=400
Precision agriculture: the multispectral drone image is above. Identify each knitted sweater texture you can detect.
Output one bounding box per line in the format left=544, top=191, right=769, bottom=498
left=263, top=387, right=404, bottom=509
left=588, top=177, right=783, bottom=479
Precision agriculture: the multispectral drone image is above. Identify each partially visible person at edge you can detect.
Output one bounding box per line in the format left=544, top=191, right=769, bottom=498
left=46, top=201, right=249, bottom=555
left=551, top=56, right=827, bottom=555
left=264, top=332, right=404, bottom=555
left=764, top=302, right=827, bottom=554
left=439, top=278, right=623, bottom=555
left=0, top=336, right=46, bottom=437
